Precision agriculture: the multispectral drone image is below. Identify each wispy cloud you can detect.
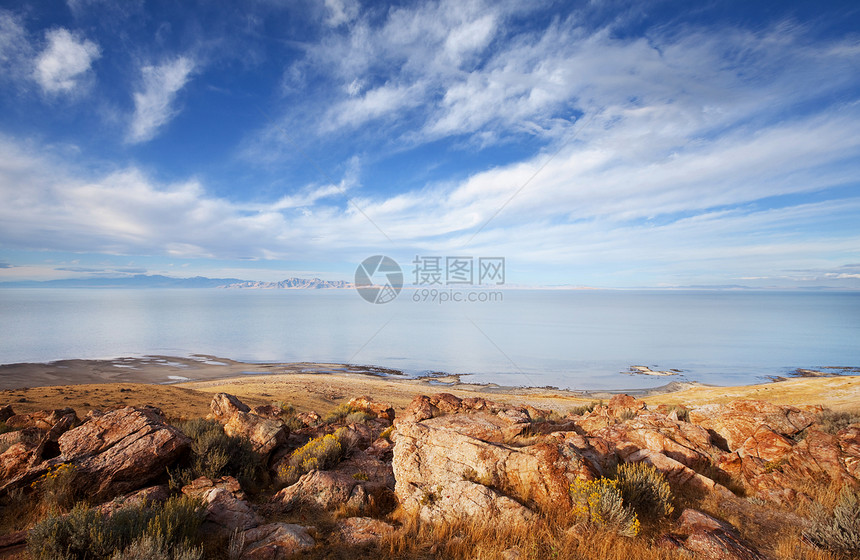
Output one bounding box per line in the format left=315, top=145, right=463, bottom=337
left=33, top=28, right=100, bottom=95
left=127, top=56, right=195, bottom=143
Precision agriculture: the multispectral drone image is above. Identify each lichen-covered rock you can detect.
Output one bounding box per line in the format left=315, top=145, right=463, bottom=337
left=210, top=393, right=250, bottom=421
left=56, top=406, right=189, bottom=501
left=182, top=476, right=262, bottom=532
left=4, top=407, right=77, bottom=432
left=224, top=411, right=288, bottom=456
left=271, top=469, right=394, bottom=515
left=688, top=401, right=815, bottom=451
left=393, top=410, right=604, bottom=524
left=240, top=523, right=315, bottom=560
left=677, top=509, right=766, bottom=560
left=347, top=396, right=395, bottom=421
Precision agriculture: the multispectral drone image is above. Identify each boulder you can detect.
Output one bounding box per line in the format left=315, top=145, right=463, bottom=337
left=588, top=411, right=721, bottom=471
left=98, top=484, right=170, bottom=515
left=240, top=523, right=315, bottom=560
left=4, top=408, right=77, bottom=431
left=335, top=517, right=394, bottom=545
left=224, top=411, right=288, bottom=456
left=688, top=401, right=815, bottom=451
left=210, top=393, right=250, bottom=421
left=295, top=411, right=322, bottom=427
left=347, top=396, right=395, bottom=421
left=0, top=405, right=14, bottom=422
left=677, top=509, right=766, bottom=560
left=183, top=476, right=262, bottom=532
left=251, top=404, right=282, bottom=419
left=397, top=393, right=536, bottom=426
left=393, top=410, right=604, bottom=524
left=271, top=469, right=394, bottom=515
left=56, top=406, right=189, bottom=501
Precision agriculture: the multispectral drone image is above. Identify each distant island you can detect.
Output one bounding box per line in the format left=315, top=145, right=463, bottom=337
left=0, top=274, right=352, bottom=289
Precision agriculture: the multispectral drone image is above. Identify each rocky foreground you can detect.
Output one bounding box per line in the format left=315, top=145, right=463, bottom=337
left=0, top=391, right=858, bottom=559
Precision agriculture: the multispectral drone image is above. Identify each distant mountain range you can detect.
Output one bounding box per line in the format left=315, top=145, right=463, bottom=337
left=0, top=274, right=352, bottom=289
left=221, top=278, right=353, bottom=289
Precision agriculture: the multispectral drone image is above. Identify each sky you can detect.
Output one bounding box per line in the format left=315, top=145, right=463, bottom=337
left=0, top=0, right=859, bottom=288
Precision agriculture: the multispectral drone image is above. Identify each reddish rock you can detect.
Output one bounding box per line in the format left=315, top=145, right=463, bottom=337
left=688, top=400, right=815, bottom=451
left=251, top=404, right=282, bottom=419
left=626, top=449, right=734, bottom=497
left=240, top=523, right=315, bottom=560
left=272, top=470, right=359, bottom=511
left=685, top=529, right=765, bottom=560
left=335, top=517, right=394, bottom=545
left=0, top=405, right=14, bottom=422
left=183, top=476, right=262, bottom=532
left=295, top=411, right=322, bottom=427
left=224, top=411, right=288, bottom=456
left=56, top=406, right=189, bottom=501
left=210, top=393, right=250, bottom=421
left=588, top=412, right=720, bottom=471
left=348, top=396, right=395, bottom=421
left=736, top=425, right=794, bottom=463
left=4, top=408, right=78, bottom=436
left=607, top=394, right=646, bottom=418
left=98, top=484, right=170, bottom=515
left=393, top=410, right=605, bottom=523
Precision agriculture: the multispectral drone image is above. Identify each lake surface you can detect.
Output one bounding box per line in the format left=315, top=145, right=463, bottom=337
left=0, top=288, right=858, bottom=390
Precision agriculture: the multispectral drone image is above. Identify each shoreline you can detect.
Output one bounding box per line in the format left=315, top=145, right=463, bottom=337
left=0, top=354, right=721, bottom=395
left=1, top=355, right=859, bottom=419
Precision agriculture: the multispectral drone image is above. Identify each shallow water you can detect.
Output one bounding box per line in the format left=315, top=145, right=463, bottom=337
left=0, top=288, right=857, bottom=390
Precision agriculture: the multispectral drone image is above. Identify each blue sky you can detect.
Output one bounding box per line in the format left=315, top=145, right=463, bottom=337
left=0, top=0, right=858, bottom=288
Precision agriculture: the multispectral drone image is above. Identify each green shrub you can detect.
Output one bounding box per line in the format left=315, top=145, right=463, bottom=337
left=665, top=405, right=689, bottom=422
left=110, top=535, right=202, bottom=560
left=324, top=403, right=359, bottom=423
left=30, top=462, right=78, bottom=511
left=570, top=402, right=599, bottom=416
left=817, top=409, right=860, bottom=435
left=169, top=419, right=261, bottom=489
left=379, top=425, right=395, bottom=441
left=570, top=478, right=640, bottom=537
left=804, top=487, right=860, bottom=558
left=277, top=427, right=347, bottom=486
left=616, top=463, right=674, bottom=520
left=28, top=496, right=204, bottom=560
left=344, top=411, right=374, bottom=424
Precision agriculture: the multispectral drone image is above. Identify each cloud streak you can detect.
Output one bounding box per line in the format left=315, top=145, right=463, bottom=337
left=127, top=56, right=195, bottom=143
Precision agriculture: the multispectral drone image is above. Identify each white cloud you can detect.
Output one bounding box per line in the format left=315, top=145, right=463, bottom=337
left=323, top=0, right=359, bottom=27
left=33, top=28, right=100, bottom=94
left=127, top=56, right=195, bottom=143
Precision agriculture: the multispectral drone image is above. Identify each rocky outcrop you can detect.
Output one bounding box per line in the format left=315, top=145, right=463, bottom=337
left=240, top=523, right=315, bottom=559
left=182, top=476, right=263, bottom=532
left=56, top=406, right=189, bottom=501
left=224, top=411, right=288, bottom=456
left=271, top=467, right=395, bottom=515
left=347, top=396, right=395, bottom=421
left=4, top=408, right=78, bottom=432
left=688, top=401, right=816, bottom=451
left=393, top=402, right=607, bottom=524
left=676, top=509, right=765, bottom=560
left=397, top=393, right=534, bottom=425
left=0, top=405, right=14, bottom=423
left=209, top=394, right=288, bottom=457
left=210, top=393, right=251, bottom=420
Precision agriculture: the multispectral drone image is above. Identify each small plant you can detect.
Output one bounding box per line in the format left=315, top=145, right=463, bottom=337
left=616, top=463, right=674, bottom=520
left=30, top=462, right=78, bottom=510
left=353, top=472, right=369, bottom=481
left=169, top=419, right=261, bottom=489
left=665, top=405, right=690, bottom=422
left=344, top=410, right=374, bottom=424
left=28, top=495, right=203, bottom=560
left=276, top=427, right=347, bottom=486
left=618, top=408, right=637, bottom=421
left=109, top=535, right=202, bottom=560
left=803, top=486, right=860, bottom=558
left=379, top=425, right=395, bottom=441
left=324, top=403, right=360, bottom=423
left=570, top=478, right=640, bottom=537
left=570, top=402, right=599, bottom=416
left=817, top=409, right=860, bottom=435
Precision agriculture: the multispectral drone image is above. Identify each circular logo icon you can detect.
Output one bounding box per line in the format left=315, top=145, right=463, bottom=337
left=355, top=255, right=403, bottom=304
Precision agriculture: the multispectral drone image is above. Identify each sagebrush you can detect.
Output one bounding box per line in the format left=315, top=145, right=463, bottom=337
left=616, top=462, right=674, bottom=520
left=804, top=486, right=860, bottom=558
left=169, top=418, right=262, bottom=489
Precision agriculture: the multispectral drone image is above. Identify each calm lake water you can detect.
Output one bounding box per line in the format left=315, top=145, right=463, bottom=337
left=0, top=288, right=858, bottom=390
